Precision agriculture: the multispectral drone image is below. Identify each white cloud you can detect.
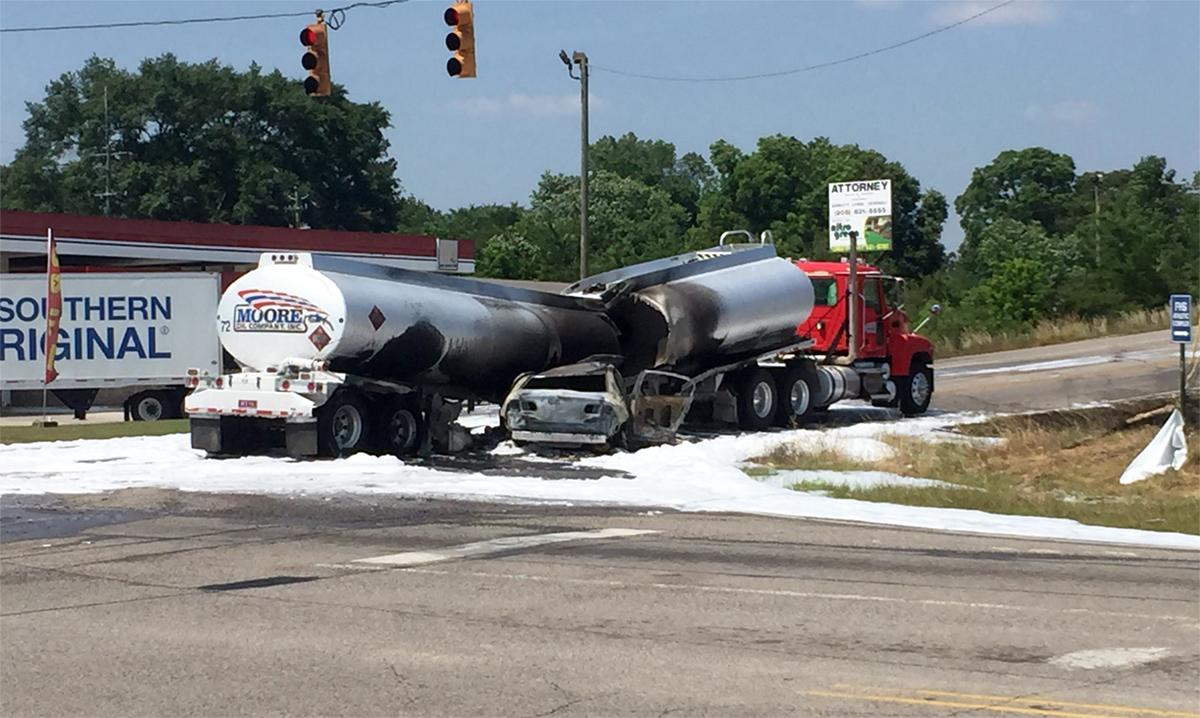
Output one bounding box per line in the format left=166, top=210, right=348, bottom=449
left=447, top=93, right=603, bottom=117
left=1024, top=99, right=1097, bottom=123
left=928, top=0, right=1059, bottom=26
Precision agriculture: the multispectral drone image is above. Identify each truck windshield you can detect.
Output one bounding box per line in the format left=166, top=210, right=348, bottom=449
left=812, top=278, right=838, bottom=307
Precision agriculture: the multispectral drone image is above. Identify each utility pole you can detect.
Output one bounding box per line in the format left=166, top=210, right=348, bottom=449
left=88, top=86, right=128, bottom=216
left=287, top=187, right=308, bottom=228
left=560, top=49, right=589, bottom=280
left=1092, top=172, right=1104, bottom=268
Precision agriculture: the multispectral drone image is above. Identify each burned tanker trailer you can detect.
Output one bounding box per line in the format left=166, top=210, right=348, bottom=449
left=503, top=236, right=819, bottom=447
left=186, top=252, right=619, bottom=458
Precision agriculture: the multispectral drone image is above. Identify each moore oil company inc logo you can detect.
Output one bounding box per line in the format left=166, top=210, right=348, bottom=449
left=232, top=289, right=332, bottom=333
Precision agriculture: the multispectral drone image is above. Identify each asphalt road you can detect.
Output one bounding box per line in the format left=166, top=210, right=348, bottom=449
left=2, top=331, right=1197, bottom=716
left=2, top=492, right=1197, bottom=717
left=934, top=330, right=1194, bottom=413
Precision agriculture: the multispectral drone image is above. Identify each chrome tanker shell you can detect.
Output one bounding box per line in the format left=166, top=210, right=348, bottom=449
left=221, top=254, right=620, bottom=399
left=568, top=245, right=814, bottom=373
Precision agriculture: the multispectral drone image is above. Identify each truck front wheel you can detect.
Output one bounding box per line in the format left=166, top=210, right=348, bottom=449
left=317, top=391, right=370, bottom=458
left=735, top=368, right=778, bottom=431
left=897, top=360, right=933, bottom=417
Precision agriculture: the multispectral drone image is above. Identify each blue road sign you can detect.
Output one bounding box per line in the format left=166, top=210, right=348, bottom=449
left=1169, top=294, right=1192, bottom=343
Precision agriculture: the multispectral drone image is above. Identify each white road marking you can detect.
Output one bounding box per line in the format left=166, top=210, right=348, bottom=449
left=1026, top=548, right=1063, bottom=555
left=941, top=348, right=1177, bottom=378
left=394, top=566, right=1199, bottom=625
left=1049, top=647, right=1171, bottom=670
left=1104, top=550, right=1141, bottom=558
left=351, top=528, right=659, bottom=567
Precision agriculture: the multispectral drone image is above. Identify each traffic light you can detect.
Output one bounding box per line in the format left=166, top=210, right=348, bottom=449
left=300, top=18, right=331, bottom=96
left=444, top=1, right=476, bottom=78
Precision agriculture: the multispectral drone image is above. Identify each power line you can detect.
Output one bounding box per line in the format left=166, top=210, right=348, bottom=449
left=592, top=0, right=1017, bottom=83
left=0, top=0, right=407, bottom=34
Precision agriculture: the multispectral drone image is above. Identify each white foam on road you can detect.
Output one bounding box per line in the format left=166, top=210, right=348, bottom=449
left=1048, top=647, right=1171, bottom=670
left=941, top=348, right=1181, bottom=378
left=2, top=406, right=1197, bottom=550
left=350, top=528, right=658, bottom=567
left=760, top=469, right=958, bottom=491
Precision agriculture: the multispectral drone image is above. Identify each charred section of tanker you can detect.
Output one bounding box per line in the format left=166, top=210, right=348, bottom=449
left=565, top=245, right=814, bottom=376
left=218, top=254, right=620, bottom=402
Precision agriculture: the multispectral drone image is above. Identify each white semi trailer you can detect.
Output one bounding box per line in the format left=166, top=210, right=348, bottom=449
left=0, top=272, right=221, bottom=420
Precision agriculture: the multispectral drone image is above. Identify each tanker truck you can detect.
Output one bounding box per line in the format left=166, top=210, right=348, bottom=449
left=184, top=252, right=619, bottom=457
left=501, top=231, right=935, bottom=448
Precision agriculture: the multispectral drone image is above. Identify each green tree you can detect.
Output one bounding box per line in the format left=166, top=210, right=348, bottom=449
left=954, top=147, right=1077, bottom=248
left=590, top=132, right=712, bottom=222
left=0, top=54, right=402, bottom=231
left=481, top=170, right=688, bottom=280
left=692, top=135, right=946, bottom=278
left=960, top=257, right=1053, bottom=331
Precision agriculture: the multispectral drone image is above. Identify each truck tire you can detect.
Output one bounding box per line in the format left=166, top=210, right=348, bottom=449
left=374, top=399, right=425, bottom=458
left=775, top=363, right=819, bottom=427
left=316, top=390, right=370, bottom=458
left=897, top=359, right=933, bottom=417
left=129, top=391, right=170, bottom=422
left=735, top=368, right=778, bottom=431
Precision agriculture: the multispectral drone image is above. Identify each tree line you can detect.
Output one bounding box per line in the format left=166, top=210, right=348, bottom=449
left=3, top=55, right=1197, bottom=342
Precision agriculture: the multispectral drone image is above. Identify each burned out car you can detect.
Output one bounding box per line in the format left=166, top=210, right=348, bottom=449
left=501, top=362, right=629, bottom=447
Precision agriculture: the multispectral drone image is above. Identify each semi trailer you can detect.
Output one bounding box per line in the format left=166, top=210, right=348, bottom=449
left=185, top=252, right=619, bottom=457
left=502, top=231, right=935, bottom=448
left=1, top=271, right=221, bottom=420
left=187, top=229, right=935, bottom=458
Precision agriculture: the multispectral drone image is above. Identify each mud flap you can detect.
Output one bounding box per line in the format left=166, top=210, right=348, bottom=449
left=190, top=417, right=224, bottom=453
left=286, top=421, right=318, bottom=458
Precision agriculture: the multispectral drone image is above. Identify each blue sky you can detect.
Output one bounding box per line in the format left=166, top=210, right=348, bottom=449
left=1, top=0, right=1198, bottom=250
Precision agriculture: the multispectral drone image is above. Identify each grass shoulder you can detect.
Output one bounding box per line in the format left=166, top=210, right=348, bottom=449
left=749, top=403, right=1199, bottom=535
left=0, top=419, right=189, bottom=444
left=934, top=307, right=1173, bottom=358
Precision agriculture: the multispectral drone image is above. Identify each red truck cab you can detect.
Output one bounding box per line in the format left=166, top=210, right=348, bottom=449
left=793, top=258, right=934, bottom=414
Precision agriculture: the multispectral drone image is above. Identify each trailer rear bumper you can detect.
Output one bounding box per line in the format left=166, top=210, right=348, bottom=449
left=189, top=415, right=318, bottom=456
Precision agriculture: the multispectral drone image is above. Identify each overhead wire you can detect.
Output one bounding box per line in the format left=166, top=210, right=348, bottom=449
left=591, top=0, right=1017, bottom=83
left=0, top=0, right=408, bottom=34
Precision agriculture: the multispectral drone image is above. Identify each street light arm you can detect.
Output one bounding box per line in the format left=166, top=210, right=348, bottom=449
left=560, top=49, right=578, bottom=80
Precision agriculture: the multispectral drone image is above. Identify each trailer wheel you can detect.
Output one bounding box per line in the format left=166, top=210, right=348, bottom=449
left=317, top=391, right=370, bottom=458
left=735, top=368, right=777, bottom=431
left=374, top=400, right=425, bottom=458
left=129, top=391, right=169, bottom=422
left=775, top=363, right=819, bottom=427
left=898, top=359, right=933, bottom=417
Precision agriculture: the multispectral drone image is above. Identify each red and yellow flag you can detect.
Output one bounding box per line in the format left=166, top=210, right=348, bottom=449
left=44, top=228, right=62, bottom=384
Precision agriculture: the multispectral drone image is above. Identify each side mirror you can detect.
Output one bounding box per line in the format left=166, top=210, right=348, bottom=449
left=912, top=303, right=942, bottom=334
